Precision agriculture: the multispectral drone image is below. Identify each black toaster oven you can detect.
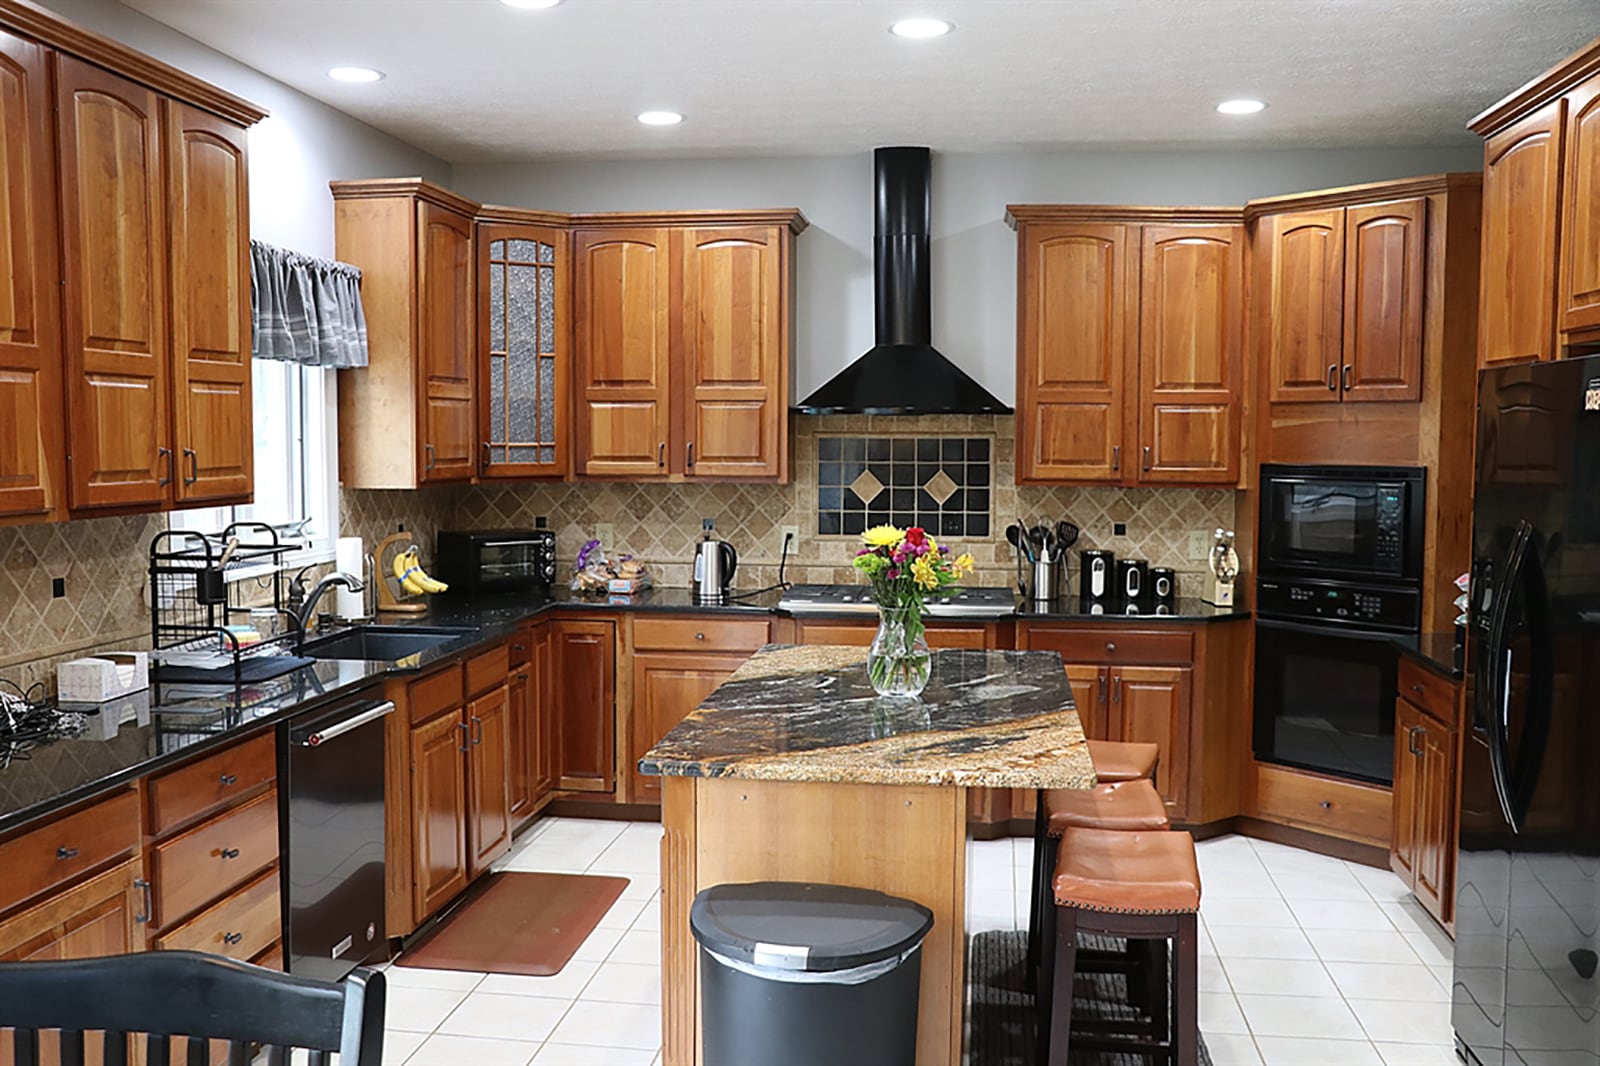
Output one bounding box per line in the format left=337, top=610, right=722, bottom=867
left=434, top=529, right=558, bottom=595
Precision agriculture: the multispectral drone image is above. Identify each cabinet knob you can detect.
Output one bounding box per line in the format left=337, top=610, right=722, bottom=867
left=695, top=632, right=705, bottom=641
left=1106, top=642, right=1116, bottom=653
left=219, top=773, right=238, bottom=786
left=1319, top=800, right=1332, bottom=809
left=219, top=847, right=241, bottom=860
left=55, top=846, right=79, bottom=861
left=223, top=931, right=243, bottom=946
left=1411, top=684, right=1425, bottom=694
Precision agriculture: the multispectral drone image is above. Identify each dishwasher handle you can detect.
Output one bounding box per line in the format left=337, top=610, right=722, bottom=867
left=295, top=700, right=396, bottom=748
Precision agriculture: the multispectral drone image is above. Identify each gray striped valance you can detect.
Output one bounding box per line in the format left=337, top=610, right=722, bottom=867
left=250, top=240, right=368, bottom=368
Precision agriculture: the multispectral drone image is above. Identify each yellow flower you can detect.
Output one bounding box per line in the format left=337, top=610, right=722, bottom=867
left=862, top=525, right=904, bottom=548
left=910, top=554, right=940, bottom=591
left=954, top=552, right=976, bottom=576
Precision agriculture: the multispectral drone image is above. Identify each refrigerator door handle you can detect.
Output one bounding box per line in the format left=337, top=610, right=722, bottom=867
left=1483, top=523, right=1530, bottom=832
left=1506, top=528, right=1555, bottom=835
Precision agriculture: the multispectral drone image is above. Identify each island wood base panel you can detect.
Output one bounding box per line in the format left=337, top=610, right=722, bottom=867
left=661, top=774, right=967, bottom=1066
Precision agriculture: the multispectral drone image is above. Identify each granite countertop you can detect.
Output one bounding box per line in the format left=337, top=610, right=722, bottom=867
left=1014, top=596, right=1250, bottom=624
left=638, top=644, right=1095, bottom=789
left=1393, top=631, right=1465, bottom=681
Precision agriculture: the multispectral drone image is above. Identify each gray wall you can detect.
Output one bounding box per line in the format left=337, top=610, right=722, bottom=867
left=41, top=0, right=451, bottom=258
left=455, top=146, right=1483, bottom=405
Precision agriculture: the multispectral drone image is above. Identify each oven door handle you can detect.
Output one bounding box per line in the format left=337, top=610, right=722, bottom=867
left=1253, top=615, right=1410, bottom=643
left=295, top=701, right=396, bottom=747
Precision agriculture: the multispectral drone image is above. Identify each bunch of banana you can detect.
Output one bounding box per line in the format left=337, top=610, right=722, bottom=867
left=392, top=547, right=448, bottom=596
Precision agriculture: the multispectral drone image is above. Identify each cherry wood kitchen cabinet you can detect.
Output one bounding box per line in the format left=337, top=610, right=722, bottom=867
left=1263, top=208, right=1345, bottom=403
left=411, top=701, right=471, bottom=921
left=573, top=213, right=803, bottom=483
left=507, top=628, right=536, bottom=820
left=1390, top=657, right=1460, bottom=928
left=532, top=622, right=559, bottom=800
left=1560, top=71, right=1600, bottom=335
left=0, top=29, right=61, bottom=521
left=788, top=617, right=1003, bottom=650
left=466, top=684, right=513, bottom=876
left=477, top=211, right=569, bottom=480
left=1007, top=207, right=1243, bottom=487
left=167, top=100, right=253, bottom=504
left=552, top=618, right=617, bottom=793
left=333, top=179, right=480, bottom=489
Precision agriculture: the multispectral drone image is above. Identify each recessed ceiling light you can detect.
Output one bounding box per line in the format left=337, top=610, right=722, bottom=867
left=328, top=66, right=384, bottom=84
left=637, top=110, right=684, bottom=126
left=889, top=17, right=953, bottom=39
left=500, top=0, right=562, bottom=8
left=1216, top=98, right=1267, bottom=115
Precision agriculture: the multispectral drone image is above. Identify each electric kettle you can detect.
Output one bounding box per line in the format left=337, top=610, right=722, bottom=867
left=692, top=519, right=738, bottom=604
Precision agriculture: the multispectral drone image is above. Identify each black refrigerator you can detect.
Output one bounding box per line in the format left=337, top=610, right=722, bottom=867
left=1454, top=354, right=1600, bottom=1065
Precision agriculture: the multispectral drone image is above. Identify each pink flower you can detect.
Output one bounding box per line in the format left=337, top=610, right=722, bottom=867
left=886, top=567, right=900, bottom=579
left=904, top=527, right=927, bottom=548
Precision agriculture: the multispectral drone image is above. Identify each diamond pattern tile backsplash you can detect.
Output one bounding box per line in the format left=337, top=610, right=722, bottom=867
left=2, top=416, right=1237, bottom=694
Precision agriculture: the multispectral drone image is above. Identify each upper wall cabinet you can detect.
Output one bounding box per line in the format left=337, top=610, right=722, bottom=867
left=1260, top=197, right=1426, bottom=404
left=572, top=213, right=803, bottom=483
left=1470, top=37, right=1600, bottom=361
left=332, top=180, right=481, bottom=489
left=478, top=210, right=569, bottom=480
left=1008, top=208, right=1243, bottom=487
left=0, top=8, right=263, bottom=525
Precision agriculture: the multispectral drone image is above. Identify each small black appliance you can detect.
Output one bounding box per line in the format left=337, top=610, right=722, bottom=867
left=434, top=528, right=558, bottom=596
left=1078, top=550, right=1115, bottom=613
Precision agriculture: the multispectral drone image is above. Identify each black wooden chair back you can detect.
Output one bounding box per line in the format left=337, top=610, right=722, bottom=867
left=0, top=950, right=385, bottom=1066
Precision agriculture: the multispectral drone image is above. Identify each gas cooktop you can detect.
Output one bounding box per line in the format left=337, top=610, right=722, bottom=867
left=777, top=584, right=1018, bottom=619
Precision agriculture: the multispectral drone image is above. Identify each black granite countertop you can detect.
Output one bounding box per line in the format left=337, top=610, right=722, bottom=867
left=1014, top=596, right=1251, bottom=624
left=638, top=645, right=1095, bottom=789
left=1393, top=631, right=1466, bottom=680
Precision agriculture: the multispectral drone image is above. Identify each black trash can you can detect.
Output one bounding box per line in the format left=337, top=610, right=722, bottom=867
left=689, top=881, right=934, bottom=1066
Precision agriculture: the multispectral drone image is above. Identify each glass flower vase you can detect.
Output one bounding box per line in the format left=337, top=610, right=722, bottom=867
left=867, top=605, right=932, bottom=698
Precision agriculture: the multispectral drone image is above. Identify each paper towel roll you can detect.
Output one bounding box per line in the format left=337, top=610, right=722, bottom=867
left=336, top=536, right=366, bottom=619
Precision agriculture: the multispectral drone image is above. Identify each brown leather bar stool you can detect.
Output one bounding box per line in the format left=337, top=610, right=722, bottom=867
left=1085, top=739, right=1160, bottom=782
left=1025, top=779, right=1170, bottom=988
left=1038, top=827, right=1202, bottom=1066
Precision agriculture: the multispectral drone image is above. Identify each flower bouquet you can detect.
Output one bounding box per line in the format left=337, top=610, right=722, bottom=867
left=852, top=525, right=975, bottom=697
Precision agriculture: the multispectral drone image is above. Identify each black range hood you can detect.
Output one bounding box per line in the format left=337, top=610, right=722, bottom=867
left=795, top=147, right=1011, bottom=415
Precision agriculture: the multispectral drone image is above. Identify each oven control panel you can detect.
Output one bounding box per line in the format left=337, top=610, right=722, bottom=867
left=1257, top=578, right=1420, bottom=631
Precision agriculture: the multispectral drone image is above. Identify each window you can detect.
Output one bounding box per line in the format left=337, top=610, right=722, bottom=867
left=172, top=360, right=338, bottom=562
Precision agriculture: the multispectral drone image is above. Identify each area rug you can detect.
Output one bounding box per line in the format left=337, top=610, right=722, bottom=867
left=968, top=929, right=1212, bottom=1066
left=396, top=871, right=629, bottom=976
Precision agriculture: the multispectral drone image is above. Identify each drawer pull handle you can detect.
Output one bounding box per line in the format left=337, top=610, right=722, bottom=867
left=1319, top=800, right=1332, bottom=809
left=223, top=932, right=243, bottom=946
left=458, top=720, right=470, bottom=753
left=219, top=847, right=241, bottom=860
left=219, top=773, right=238, bottom=786
left=1409, top=725, right=1425, bottom=756
left=1411, top=684, right=1425, bottom=694
left=56, top=846, right=79, bottom=861
left=1106, top=642, right=1116, bottom=653
left=695, top=632, right=705, bottom=641
left=134, top=878, right=152, bottom=924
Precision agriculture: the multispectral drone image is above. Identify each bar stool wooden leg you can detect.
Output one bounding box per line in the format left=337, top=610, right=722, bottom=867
left=1043, top=905, right=1079, bottom=1066
left=1027, top=790, right=1048, bottom=990
left=1175, top=914, right=1199, bottom=1066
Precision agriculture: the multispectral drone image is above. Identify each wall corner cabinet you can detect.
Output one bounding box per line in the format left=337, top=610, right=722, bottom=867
left=0, top=9, right=263, bottom=525
left=335, top=192, right=807, bottom=489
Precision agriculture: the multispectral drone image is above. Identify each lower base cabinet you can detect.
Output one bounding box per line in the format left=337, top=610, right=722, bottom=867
left=411, top=704, right=471, bottom=921
left=552, top=619, right=617, bottom=793
left=1391, top=679, right=1459, bottom=927
left=0, top=857, right=143, bottom=962
left=467, top=684, right=513, bottom=876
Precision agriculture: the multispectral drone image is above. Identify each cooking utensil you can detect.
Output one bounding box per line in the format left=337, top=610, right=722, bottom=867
left=1015, top=518, right=1035, bottom=562
left=1054, top=522, right=1080, bottom=559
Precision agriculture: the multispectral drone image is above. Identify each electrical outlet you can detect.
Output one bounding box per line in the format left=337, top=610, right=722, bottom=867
left=1188, top=531, right=1210, bottom=560
left=779, top=525, right=800, bottom=557
left=595, top=523, right=615, bottom=551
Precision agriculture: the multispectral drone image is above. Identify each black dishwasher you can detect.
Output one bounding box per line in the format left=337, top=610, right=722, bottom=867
left=278, top=685, right=393, bottom=981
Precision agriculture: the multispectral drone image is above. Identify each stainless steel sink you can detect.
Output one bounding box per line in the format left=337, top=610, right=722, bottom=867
left=301, top=626, right=472, bottom=662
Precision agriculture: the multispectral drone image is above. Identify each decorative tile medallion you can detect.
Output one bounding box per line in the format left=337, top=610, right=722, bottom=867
left=817, top=436, right=991, bottom=539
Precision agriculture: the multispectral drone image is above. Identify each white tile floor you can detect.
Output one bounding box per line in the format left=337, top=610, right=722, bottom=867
left=378, top=818, right=1457, bottom=1066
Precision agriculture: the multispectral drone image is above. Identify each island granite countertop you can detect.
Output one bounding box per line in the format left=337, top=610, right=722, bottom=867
left=638, top=644, right=1095, bottom=790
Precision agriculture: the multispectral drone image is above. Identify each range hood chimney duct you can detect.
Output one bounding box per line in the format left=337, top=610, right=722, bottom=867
left=794, top=147, right=1011, bottom=415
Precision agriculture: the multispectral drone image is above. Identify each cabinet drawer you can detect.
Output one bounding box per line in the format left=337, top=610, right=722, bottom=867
left=410, top=664, right=463, bottom=725
left=150, top=788, right=278, bottom=927
left=149, top=731, right=276, bottom=835
left=1398, top=657, right=1458, bottom=727
left=1021, top=626, right=1194, bottom=666
left=1254, top=765, right=1391, bottom=847
left=508, top=628, right=533, bottom=667
left=634, top=616, right=771, bottom=654
left=466, top=643, right=510, bottom=697
left=155, top=867, right=280, bottom=961
left=0, top=789, right=139, bottom=915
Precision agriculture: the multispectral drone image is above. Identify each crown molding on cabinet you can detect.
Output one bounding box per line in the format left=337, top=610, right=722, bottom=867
left=1468, top=34, right=1600, bottom=137
left=329, top=178, right=483, bottom=218
left=569, top=208, right=808, bottom=234
left=1004, top=204, right=1244, bottom=229
left=1242, top=173, right=1484, bottom=221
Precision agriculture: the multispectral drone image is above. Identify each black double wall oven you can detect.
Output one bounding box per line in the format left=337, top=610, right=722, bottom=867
left=1252, top=464, right=1426, bottom=786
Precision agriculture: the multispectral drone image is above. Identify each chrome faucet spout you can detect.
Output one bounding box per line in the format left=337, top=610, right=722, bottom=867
left=293, top=571, right=365, bottom=632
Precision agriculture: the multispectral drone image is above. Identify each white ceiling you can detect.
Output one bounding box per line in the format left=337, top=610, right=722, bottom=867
left=124, top=0, right=1600, bottom=164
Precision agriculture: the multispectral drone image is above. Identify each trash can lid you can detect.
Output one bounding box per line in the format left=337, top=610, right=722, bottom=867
left=689, top=882, right=934, bottom=974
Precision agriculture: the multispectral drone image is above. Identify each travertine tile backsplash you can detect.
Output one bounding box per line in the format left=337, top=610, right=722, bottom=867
left=1, top=416, right=1236, bottom=694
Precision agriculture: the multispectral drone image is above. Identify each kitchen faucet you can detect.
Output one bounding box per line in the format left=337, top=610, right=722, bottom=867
left=288, top=569, right=365, bottom=634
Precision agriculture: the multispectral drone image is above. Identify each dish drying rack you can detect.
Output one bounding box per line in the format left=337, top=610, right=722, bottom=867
left=148, top=522, right=305, bottom=700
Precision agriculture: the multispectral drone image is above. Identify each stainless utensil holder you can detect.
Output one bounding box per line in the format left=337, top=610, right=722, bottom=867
left=1030, top=558, right=1059, bottom=605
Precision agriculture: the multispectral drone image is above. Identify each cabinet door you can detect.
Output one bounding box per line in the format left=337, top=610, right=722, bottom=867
left=508, top=664, right=534, bottom=819
left=532, top=622, right=559, bottom=799
left=167, top=101, right=252, bottom=504
left=1136, top=224, right=1242, bottom=483
left=574, top=228, right=672, bottom=477
left=1065, top=663, right=1109, bottom=741
left=1112, top=665, right=1191, bottom=813
left=0, top=31, right=61, bottom=520
left=1480, top=99, right=1565, bottom=368
left=681, top=226, right=786, bottom=479
left=1017, top=224, right=1132, bottom=482
left=417, top=201, right=475, bottom=483
left=1414, top=719, right=1457, bottom=925
left=412, top=710, right=470, bottom=920
left=631, top=651, right=746, bottom=804
left=467, top=686, right=512, bottom=876
left=480, top=223, right=566, bottom=479
left=1389, top=698, right=1422, bottom=887
left=1266, top=208, right=1344, bottom=403
left=56, top=55, right=170, bottom=511
left=553, top=619, right=617, bottom=792
left=1560, top=75, right=1600, bottom=334
left=1342, top=198, right=1426, bottom=402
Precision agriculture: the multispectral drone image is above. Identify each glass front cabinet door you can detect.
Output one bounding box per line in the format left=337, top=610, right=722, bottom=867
left=478, top=221, right=567, bottom=478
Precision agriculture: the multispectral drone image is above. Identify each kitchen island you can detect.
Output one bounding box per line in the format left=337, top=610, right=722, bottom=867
left=639, top=643, right=1093, bottom=1066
